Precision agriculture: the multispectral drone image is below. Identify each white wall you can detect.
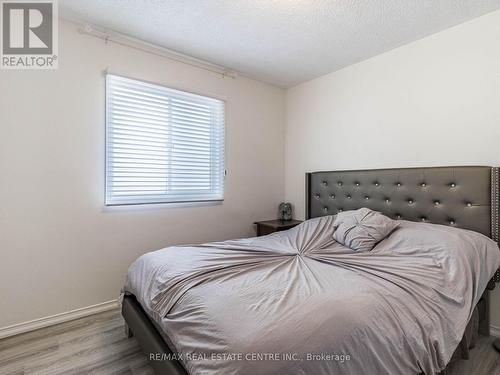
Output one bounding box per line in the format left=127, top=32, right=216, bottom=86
left=0, top=20, right=285, bottom=328
left=285, top=10, right=500, bottom=327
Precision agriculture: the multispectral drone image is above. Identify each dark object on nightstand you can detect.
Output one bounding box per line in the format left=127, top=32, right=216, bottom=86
left=254, top=219, right=302, bottom=236
left=494, top=339, right=500, bottom=352
left=278, top=202, right=293, bottom=221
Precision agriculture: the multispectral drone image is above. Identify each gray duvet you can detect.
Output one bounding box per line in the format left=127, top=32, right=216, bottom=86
left=124, top=216, right=500, bottom=375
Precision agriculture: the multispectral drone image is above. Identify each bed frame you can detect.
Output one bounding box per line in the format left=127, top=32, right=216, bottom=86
left=123, top=165, right=500, bottom=375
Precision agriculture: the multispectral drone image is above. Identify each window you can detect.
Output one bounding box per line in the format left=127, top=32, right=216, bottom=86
left=105, top=74, right=225, bottom=206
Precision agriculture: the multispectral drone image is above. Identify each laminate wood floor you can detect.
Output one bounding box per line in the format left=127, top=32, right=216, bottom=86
left=0, top=310, right=153, bottom=375
left=0, top=309, right=499, bottom=375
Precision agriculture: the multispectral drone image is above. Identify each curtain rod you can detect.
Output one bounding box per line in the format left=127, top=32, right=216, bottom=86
left=73, top=21, right=238, bottom=79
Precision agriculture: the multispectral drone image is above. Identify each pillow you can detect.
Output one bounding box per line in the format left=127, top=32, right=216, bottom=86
left=333, top=208, right=399, bottom=252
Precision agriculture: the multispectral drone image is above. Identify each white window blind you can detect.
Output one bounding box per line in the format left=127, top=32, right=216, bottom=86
left=105, top=74, right=225, bottom=206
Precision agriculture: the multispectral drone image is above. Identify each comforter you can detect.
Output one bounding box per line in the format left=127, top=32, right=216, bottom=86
left=124, top=216, right=500, bottom=375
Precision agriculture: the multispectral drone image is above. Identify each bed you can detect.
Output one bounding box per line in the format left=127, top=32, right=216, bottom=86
left=122, top=166, right=500, bottom=375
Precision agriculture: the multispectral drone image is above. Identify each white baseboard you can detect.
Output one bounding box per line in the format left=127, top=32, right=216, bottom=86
left=0, top=299, right=119, bottom=340
left=491, top=325, right=500, bottom=338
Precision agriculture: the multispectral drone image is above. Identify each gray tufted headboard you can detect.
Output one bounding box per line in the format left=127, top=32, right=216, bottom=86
left=306, top=166, right=500, bottom=285
left=306, top=166, right=499, bottom=241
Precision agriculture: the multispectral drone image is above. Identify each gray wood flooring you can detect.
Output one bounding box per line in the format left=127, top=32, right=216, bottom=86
left=0, top=309, right=498, bottom=375
left=0, top=310, right=153, bottom=375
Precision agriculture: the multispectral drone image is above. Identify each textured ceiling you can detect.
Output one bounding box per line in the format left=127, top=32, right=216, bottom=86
left=60, top=0, right=500, bottom=88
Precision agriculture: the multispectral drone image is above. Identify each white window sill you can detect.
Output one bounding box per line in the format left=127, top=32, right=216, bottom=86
left=102, top=200, right=223, bottom=212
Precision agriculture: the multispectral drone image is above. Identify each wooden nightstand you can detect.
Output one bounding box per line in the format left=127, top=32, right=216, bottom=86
left=254, top=219, right=303, bottom=237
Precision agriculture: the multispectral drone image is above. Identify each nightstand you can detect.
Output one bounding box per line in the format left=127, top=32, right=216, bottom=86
left=254, top=219, right=303, bottom=237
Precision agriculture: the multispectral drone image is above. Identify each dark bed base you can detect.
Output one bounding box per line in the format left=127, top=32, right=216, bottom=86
left=478, top=291, right=490, bottom=336
left=122, top=295, right=188, bottom=375
left=123, top=292, right=490, bottom=375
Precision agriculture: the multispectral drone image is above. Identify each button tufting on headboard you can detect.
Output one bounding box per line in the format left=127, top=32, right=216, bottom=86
left=306, top=166, right=494, bottom=238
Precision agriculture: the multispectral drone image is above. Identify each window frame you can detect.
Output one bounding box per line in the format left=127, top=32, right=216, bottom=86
left=104, top=74, right=226, bottom=207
